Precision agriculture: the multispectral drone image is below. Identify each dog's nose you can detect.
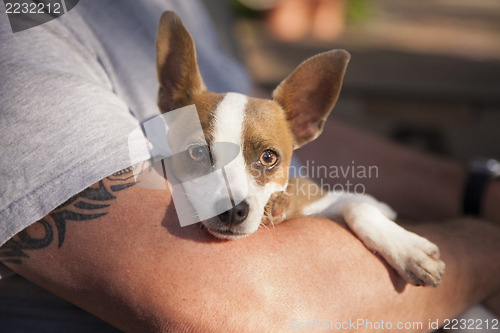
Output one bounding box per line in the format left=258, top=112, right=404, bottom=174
left=217, top=200, right=249, bottom=226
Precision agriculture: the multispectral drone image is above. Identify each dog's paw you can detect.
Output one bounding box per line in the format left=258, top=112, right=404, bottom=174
left=340, top=201, right=443, bottom=287
left=392, top=234, right=445, bottom=287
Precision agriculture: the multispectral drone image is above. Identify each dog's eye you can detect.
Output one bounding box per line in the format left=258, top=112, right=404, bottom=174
left=259, top=149, right=278, bottom=167
left=188, top=145, right=208, bottom=161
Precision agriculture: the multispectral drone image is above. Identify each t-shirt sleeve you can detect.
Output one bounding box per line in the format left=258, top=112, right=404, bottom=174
left=0, top=12, right=141, bottom=246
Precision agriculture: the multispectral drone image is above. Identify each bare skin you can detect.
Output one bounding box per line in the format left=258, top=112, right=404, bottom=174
left=1, top=160, right=499, bottom=332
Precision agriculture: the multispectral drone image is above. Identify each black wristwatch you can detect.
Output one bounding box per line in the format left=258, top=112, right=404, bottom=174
left=463, top=158, right=500, bottom=216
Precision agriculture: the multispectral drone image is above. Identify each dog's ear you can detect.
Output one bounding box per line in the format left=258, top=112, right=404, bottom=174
left=273, top=50, right=350, bottom=149
left=156, top=11, right=206, bottom=112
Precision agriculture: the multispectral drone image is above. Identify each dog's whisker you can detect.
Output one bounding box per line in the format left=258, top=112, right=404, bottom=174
left=269, top=219, right=276, bottom=233
left=261, top=223, right=271, bottom=233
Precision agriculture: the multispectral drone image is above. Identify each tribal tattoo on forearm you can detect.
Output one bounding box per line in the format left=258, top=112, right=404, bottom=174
left=0, top=162, right=150, bottom=264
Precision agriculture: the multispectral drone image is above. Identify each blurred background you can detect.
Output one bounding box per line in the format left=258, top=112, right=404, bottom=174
left=204, top=0, right=500, bottom=164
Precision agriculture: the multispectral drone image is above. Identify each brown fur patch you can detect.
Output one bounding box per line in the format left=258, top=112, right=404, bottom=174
left=242, top=98, right=295, bottom=188
left=191, top=92, right=224, bottom=143
left=263, top=178, right=326, bottom=225
left=161, top=92, right=224, bottom=183
left=160, top=90, right=223, bottom=142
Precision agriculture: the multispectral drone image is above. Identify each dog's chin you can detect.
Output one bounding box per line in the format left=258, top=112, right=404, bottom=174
left=202, top=223, right=250, bottom=240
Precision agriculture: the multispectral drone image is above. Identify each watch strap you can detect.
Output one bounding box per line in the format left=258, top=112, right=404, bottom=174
left=463, top=158, right=500, bottom=216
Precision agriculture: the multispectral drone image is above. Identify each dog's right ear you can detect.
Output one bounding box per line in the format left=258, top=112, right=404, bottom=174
left=156, top=11, right=206, bottom=112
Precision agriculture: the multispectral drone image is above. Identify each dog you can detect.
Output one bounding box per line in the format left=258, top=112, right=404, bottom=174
left=155, top=11, right=445, bottom=287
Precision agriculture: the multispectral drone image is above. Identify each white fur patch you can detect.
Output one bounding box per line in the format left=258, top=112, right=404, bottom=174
left=176, top=93, right=248, bottom=226
left=211, top=93, right=248, bottom=169
left=301, top=191, right=342, bottom=217
left=200, top=92, right=287, bottom=235
left=211, top=92, right=249, bottom=207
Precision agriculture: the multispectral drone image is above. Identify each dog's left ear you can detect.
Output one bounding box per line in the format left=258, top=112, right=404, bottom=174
left=156, top=11, right=206, bottom=112
left=273, top=50, right=350, bottom=149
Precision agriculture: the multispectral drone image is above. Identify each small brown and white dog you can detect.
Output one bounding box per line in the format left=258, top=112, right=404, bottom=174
left=155, top=11, right=445, bottom=287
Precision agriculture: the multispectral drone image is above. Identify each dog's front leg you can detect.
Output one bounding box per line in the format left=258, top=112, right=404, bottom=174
left=279, top=178, right=445, bottom=287
left=332, top=198, right=444, bottom=287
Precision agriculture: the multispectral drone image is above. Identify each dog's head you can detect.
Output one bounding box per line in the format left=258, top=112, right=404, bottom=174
left=156, top=11, right=349, bottom=239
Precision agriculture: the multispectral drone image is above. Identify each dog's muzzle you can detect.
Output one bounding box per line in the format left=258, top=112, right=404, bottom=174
left=217, top=200, right=249, bottom=226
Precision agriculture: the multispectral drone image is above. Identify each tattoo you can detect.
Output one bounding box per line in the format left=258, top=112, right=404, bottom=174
left=0, top=162, right=150, bottom=264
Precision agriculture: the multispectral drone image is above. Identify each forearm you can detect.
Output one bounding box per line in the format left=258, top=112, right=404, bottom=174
left=1, top=167, right=499, bottom=332
left=5, top=219, right=498, bottom=333
left=405, top=220, right=500, bottom=318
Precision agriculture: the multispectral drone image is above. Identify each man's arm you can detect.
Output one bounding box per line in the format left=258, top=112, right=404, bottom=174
left=1, top=162, right=499, bottom=332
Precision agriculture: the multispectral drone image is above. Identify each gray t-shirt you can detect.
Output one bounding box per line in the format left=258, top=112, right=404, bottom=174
left=0, top=0, right=250, bottom=275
